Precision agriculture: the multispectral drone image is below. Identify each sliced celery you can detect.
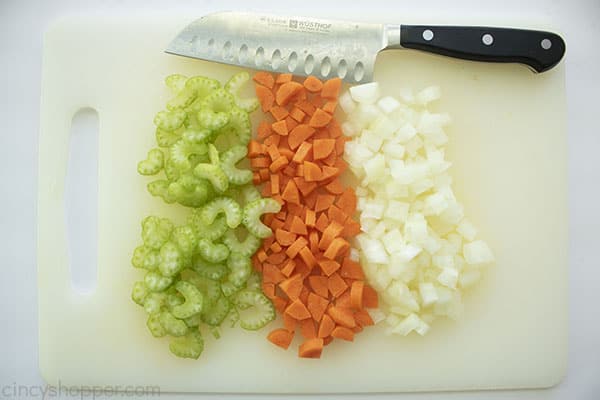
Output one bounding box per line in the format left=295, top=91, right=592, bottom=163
left=224, top=71, right=260, bottom=113
left=234, top=290, right=275, bottom=331
left=242, top=198, right=282, bottom=238
left=197, top=238, right=229, bottom=263
left=169, top=329, right=204, bottom=359
left=147, top=313, right=167, bottom=337
left=165, top=74, right=188, bottom=93
left=154, top=109, right=186, bottom=131
left=220, top=145, right=253, bottom=185
left=131, top=281, right=149, bottom=305
left=222, top=229, right=261, bottom=257
left=199, top=197, right=242, bottom=228
left=191, top=255, right=229, bottom=281
left=137, top=149, right=164, bottom=176
left=141, top=216, right=173, bottom=250
left=171, top=281, right=203, bottom=319
left=158, top=242, right=184, bottom=277
left=159, top=311, right=188, bottom=337
left=144, top=271, right=173, bottom=292
left=201, top=295, right=231, bottom=326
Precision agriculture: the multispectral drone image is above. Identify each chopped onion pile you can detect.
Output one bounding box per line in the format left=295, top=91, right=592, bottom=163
left=341, top=82, right=494, bottom=336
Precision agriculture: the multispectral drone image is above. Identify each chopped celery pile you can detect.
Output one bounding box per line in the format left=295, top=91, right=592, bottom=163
left=138, top=72, right=259, bottom=208
left=131, top=73, right=278, bottom=360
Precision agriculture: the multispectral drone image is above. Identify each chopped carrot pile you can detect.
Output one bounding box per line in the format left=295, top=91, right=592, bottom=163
left=252, top=73, right=378, bottom=359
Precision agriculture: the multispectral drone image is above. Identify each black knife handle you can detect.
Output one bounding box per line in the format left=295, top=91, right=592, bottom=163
left=399, top=25, right=565, bottom=72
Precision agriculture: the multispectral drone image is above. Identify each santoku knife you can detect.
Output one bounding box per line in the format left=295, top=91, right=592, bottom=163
left=166, top=12, right=565, bottom=83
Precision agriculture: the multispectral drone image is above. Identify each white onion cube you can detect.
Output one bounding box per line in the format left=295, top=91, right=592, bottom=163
left=339, top=91, right=356, bottom=114
left=419, top=282, right=439, bottom=306
left=437, top=267, right=459, bottom=288
left=382, top=229, right=404, bottom=254
left=349, top=82, right=380, bottom=104
left=377, top=95, right=401, bottom=113
left=416, top=85, right=441, bottom=105
left=463, top=240, right=494, bottom=265
left=457, top=219, right=478, bottom=241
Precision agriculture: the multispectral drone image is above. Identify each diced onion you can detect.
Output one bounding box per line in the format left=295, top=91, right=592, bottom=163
left=341, top=82, right=495, bottom=336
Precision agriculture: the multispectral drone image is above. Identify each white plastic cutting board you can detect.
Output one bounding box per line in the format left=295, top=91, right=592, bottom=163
left=38, top=16, right=567, bottom=393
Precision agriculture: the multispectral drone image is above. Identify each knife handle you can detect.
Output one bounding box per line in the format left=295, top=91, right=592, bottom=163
left=399, top=25, right=565, bottom=72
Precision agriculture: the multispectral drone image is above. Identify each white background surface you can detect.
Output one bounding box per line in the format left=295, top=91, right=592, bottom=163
left=0, top=0, right=598, bottom=399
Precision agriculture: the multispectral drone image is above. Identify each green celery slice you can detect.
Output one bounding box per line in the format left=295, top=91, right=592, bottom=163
left=131, top=281, right=149, bottom=305
left=159, top=311, right=188, bottom=336
left=171, top=281, right=204, bottom=319
left=234, top=290, right=275, bottom=331
left=199, top=197, right=242, bottom=228
left=137, top=148, right=164, bottom=175
left=242, top=198, right=282, bottom=238
left=196, top=238, right=229, bottom=263
left=144, top=271, right=173, bottom=292
left=191, top=254, right=229, bottom=281
left=222, top=229, right=261, bottom=257
left=158, top=241, right=184, bottom=277
left=169, top=329, right=204, bottom=359
left=165, top=74, right=188, bottom=93
left=226, top=252, right=252, bottom=288
left=141, top=216, right=173, bottom=250
left=201, top=295, right=231, bottom=326
left=154, top=109, right=186, bottom=131
left=147, top=313, right=167, bottom=337
left=220, top=145, right=253, bottom=185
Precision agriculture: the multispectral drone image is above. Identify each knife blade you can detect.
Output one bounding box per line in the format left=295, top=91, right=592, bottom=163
left=165, top=12, right=565, bottom=83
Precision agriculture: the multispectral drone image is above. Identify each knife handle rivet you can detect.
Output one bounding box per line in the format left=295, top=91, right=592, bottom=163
left=541, top=38, right=552, bottom=50
left=482, top=33, right=494, bottom=46
left=422, top=29, right=434, bottom=41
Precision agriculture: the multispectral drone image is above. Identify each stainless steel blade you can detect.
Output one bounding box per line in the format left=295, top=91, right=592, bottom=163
left=165, top=12, right=401, bottom=83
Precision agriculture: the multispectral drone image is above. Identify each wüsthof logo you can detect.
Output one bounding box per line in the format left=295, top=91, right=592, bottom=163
left=289, top=20, right=298, bottom=29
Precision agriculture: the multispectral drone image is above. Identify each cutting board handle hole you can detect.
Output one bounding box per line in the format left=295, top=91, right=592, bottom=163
left=65, top=107, right=99, bottom=295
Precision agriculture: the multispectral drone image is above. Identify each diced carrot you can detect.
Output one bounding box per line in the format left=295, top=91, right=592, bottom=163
left=270, top=242, right=282, bottom=253
left=267, top=251, right=287, bottom=265
left=291, top=141, right=312, bottom=164
left=319, top=166, right=340, bottom=181
left=286, top=237, right=308, bottom=259
left=335, top=289, right=352, bottom=308
left=350, top=281, right=364, bottom=310
left=288, top=125, right=316, bottom=150
left=266, top=144, right=281, bottom=161
left=342, top=220, right=361, bottom=237
left=260, top=167, right=271, bottom=180
left=252, top=172, right=261, bottom=185
left=270, top=217, right=285, bottom=231
left=293, top=177, right=318, bottom=197
left=309, top=108, right=333, bottom=128
left=315, top=213, right=329, bottom=233
left=261, top=182, right=271, bottom=197
left=310, top=95, right=324, bottom=109
left=308, top=230, right=319, bottom=254
left=323, top=179, right=344, bottom=195
left=283, top=165, right=296, bottom=177
left=278, top=148, right=295, bottom=161
left=275, top=229, right=297, bottom=247
left=336, top=188, right=357, bottom=215
left=289, top=215, right=307, bottom=235
left=314, top=194, right=336, bottom=213
left=305, top=209, right=316, bottom=228
left=312, top=138, right=336, bottom=160
left=328, top=273, right=348, bottom=298
left=285, top=116, right=299, bottom=131
left=312, top=129, right=330, bottom=140
left=317, top=314, right=335, bottom=338
left=250, top=156, right=269, bottom=168
left=304, top=190, right=318, bottom=209
left=269, top=155, right=289, bottom=173
left=247, top=140, right=265, bottom=158
left=285, top=298, right=311, bottom=320
left=263, top=133, right=280, bottom=147
left=257, top=120, right=272, bottom=139
left=295, top=260, right=312, bottom=279
left=281, top=179, right=300, bottom=204
left=255, top=84, right=274, bottom=112
left=322, top=151, right=337, bottom=167
left=298, top=338, right=323, bottom=358
left=276, top=81, right=303, bottom=106
left=331, top=326, right=354, bottom=342
left=340, top=257, right=365, bottom=280
left=268, top=328, right=294, bottom=349
left=295, top=99, right=316, bottom=116
left=354, top=309, right=375, bottom=327
left=323, top=237, right=350, bottom=260
left=328, top=119, right=343, bottom=138
left=307, top=292, right=329, bottom=322
left=318, top=221, right=344, bottom=250
left=270, top=105, right=289, bottom=121
left=279, top=273, right=303, bottom=301
left=299, top=247, right=317, bottom=269
left=253, top=72, right=275, bottom=89
left=322, top=100, right=337, bottom=114
left=295, top=164, right=304, bottom=177
left=283, top=313, right=298, bottom=332
left=362, top=285, right=379, bottom=308
left=335, top=136, right=347, bottom=156
left=318, top=259, right=340, bottom=277
left=308, top=275, right=329, bottom=298
left=327, top=206, right=348, bottom=225
left=272, top=120, right=288, bottom=136
left=280, top=259, right=296, bottom=277
left=272, top=296, right=288, bottom=314
left=303, top=76, right=323, bottom=92
left=262, top=282, right=276, bottom=299
left=299, top=318, right=317, bottom=339
left=328, top=306, right=356, bottom=328
left=256, top=249, right=268, bottom=263
left=276, top=73, right=293, bottom=83
left=303, top=161, right=322, bottom=182
left=289, top=107, right=306, bottom=122
left=263, top=263, right=286, bottom=284
left=321, top=77, right=342, bottom=99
